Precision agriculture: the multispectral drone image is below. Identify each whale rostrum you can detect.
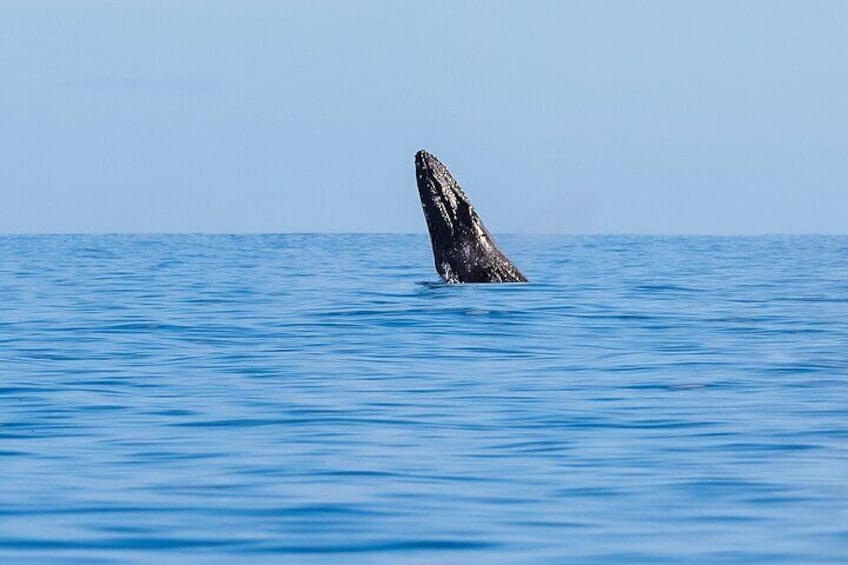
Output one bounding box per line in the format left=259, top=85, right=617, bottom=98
left=414, top=150, right=527, bottom=283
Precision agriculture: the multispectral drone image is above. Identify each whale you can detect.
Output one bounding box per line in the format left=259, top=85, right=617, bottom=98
left=414, top=150, right=527, bottom=283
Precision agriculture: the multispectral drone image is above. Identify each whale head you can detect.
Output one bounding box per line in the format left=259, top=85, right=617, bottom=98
left=414, top=150, right=527, bottom=283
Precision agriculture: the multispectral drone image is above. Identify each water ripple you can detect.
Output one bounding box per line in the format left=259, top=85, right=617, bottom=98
left=0, top=234, right=846, bottom=563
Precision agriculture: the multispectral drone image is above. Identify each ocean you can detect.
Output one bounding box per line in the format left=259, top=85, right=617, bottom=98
left=1, top=234, right=846, bottom=563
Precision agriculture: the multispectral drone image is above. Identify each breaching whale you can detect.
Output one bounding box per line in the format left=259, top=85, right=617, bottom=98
left=414, top=150, right=527, bottom=283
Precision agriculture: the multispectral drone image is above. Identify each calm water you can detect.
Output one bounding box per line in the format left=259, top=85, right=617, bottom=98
left=1, top=234, right=846, bottom=563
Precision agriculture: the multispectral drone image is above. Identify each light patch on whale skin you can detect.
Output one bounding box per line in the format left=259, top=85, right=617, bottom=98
left=442, top=183, right=460, bottom=218
left=440, top=262, right=459, bottom=284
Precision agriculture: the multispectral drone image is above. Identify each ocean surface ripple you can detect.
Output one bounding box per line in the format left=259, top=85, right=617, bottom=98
left=1, top=234, right=846, bottom=563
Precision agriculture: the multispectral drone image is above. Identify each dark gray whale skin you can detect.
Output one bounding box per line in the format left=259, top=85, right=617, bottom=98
left=415, top=150, right=527, bottom=283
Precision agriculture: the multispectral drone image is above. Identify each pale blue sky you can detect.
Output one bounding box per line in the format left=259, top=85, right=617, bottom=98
left=1, top=1, right=846, bottom=234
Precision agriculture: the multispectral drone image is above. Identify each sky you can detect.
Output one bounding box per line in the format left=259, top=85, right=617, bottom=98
left=1, top=1, right=846, bottom=234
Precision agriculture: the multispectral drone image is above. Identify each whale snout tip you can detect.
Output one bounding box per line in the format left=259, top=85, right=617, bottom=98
left=415, top=149, right=434, bottom=164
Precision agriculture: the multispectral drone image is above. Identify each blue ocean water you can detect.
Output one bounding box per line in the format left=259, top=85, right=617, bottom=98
left=0, top=234, right=846, bottom=563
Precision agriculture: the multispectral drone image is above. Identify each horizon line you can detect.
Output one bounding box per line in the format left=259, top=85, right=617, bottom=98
left=1, top=231, right=846, bottom=237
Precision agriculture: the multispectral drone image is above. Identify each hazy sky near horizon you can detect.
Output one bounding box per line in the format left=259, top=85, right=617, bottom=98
left=2, top=1, right=846, bottom=234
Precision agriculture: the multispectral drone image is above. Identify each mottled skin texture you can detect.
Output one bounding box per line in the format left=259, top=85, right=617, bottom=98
left=415, top=150, right=527, bottom=283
